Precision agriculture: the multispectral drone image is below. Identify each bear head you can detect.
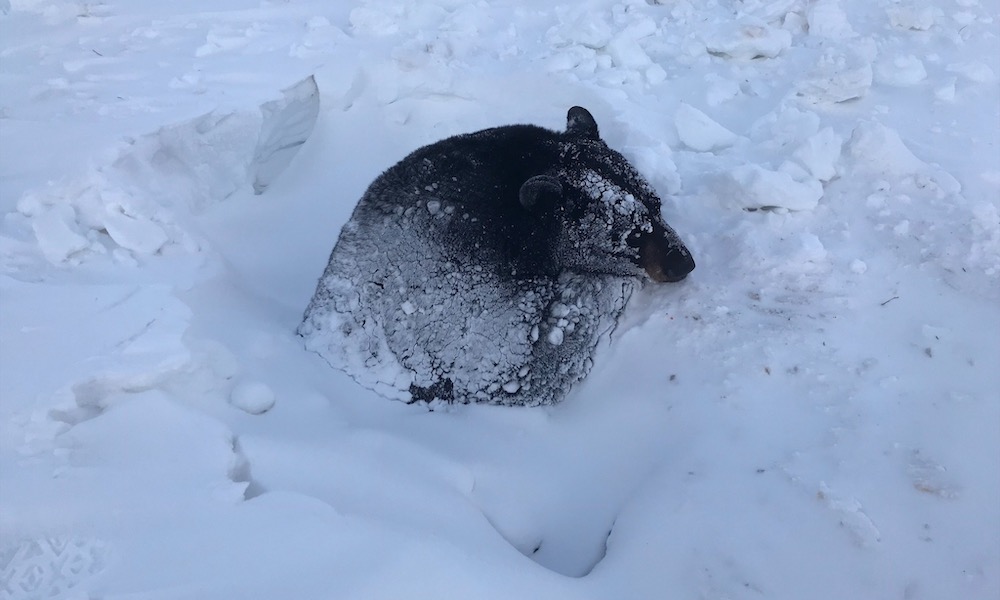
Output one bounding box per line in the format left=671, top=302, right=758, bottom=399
left=518, top=106, right=695, bottom=283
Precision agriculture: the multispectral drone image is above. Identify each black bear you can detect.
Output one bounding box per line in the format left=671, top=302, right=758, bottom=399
left=300, top=106, right=695, bottom=406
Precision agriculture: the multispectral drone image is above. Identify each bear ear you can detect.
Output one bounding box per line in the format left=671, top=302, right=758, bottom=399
left=566, top=106, right=600, bottom=140
left=519, top=175, right=563, bottom=213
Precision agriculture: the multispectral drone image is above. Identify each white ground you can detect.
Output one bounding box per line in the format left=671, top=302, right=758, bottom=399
left=2, top=1, right=998, bottom=599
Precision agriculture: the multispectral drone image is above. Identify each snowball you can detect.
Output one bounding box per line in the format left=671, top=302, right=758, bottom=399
left=793, top=127, right=844, bottom=182
left=850, top=259, right=868, bottom=274
left=547, top=327, right=564, bottom=346
left=876, top=55, right=927, bottom=86
left=675, top=103, right=738, bottom=152
left=229, top=380, right=276, bottom=415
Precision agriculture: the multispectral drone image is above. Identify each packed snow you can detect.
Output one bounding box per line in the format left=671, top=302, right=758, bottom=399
left=1, top=1, right=998, bottom=599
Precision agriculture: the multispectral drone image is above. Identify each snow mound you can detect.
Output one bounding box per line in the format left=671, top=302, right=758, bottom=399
left=13, top=76, right=319, bottom=265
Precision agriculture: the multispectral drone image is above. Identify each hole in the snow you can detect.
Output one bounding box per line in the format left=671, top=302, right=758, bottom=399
left=482, top=513, right=614, bottom=577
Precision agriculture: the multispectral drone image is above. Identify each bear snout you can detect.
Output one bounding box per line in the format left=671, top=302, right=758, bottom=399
left=639, top=236, right=696, bottom=283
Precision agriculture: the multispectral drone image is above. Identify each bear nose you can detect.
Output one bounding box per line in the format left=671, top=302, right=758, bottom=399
left=640, top=240, right=695, bottom=283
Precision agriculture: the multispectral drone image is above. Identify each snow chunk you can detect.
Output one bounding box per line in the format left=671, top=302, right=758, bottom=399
left=847, top=122, right=926, bottom=176
left=797, top=45, right=874, bottom=103
left=29, top=205, right=92, bottom=263
left=18, top=172, right=186, bottom=265
left=887, top=5, right=940, bottom=30
left=793, top=127, right=844, bottom=182
left=229, top=380, right=276, bottom=415
left=101, top=192, right=170, bottom=255
left=876, top=55, right=927, bottom=86
left=718, top=165, right=824, bottom=211
left=947, top=61, right=997, bottom=83
left=806, top=0, right=856, bottom=39
left=703, top=21, right=791, bottom=60
left=847, top=123, right=962, bottom=197
left=550, top=10, right=613, bottom=49
left=675, top=103, right=738, bottom=153
left=705, top=75, right=741, bottom=106
left=606, top=18, right=659, bottom=69
left=251, top=75, right=320, bottom=194
left=934, top=78, right=957, bottom=102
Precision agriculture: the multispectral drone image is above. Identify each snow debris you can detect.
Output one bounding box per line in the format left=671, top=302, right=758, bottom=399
left=797, top=45, right=874, bottom=103
left=934, top=78, right=957, bottom=101
left=793, top=127, right=843, bottom=182
left=674, top=103, right=738, bottom=152
left=703, top=21, right=792, bottom=60
left=13, top=74, right=319, bottom=265
left=876, top=54, right=928, bottom=86
left=705, top=75, right=741, bottom=106
left=805, top=0, right=856, bottom=39
left=887, top=5, right=940, bottom=31
left=846, top=122, right=960, bottom=197
left=17, top=172, right=189, bottom=265
left=715, top=164, right=824, bottom=211
left=946, top=61, right=997, bottom=84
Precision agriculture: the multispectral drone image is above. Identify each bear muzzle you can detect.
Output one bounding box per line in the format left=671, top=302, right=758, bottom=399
left=639, top=236, right=696, bottom=283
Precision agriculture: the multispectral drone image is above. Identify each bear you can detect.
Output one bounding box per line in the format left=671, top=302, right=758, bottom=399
left=299, top=106, right=695, bottom=406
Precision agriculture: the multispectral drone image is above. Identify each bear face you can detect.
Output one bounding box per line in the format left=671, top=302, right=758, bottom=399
left=554, top=106, right=695, bottom=284
left=300, top=107, right=694, bottom=406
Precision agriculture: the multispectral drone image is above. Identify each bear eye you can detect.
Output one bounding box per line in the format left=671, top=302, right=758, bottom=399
left=625, top=229, right=643, bottom=248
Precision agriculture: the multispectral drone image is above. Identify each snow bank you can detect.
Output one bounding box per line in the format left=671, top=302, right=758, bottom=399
left=13, top=76, right=319, bottom=265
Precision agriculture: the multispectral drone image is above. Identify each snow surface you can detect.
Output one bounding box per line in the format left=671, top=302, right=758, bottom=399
left=1, top=1, right=998, bottom=599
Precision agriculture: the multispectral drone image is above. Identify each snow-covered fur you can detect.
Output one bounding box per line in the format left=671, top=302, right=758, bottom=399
left=300, top=107, right=695, bottom=406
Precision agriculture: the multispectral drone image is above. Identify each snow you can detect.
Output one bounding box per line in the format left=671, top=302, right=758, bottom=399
left=229, top=380, right=276, bottom=415
left=1, top=0, right=998, bottom=599
left=675, top=102, right=739, bottom=152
